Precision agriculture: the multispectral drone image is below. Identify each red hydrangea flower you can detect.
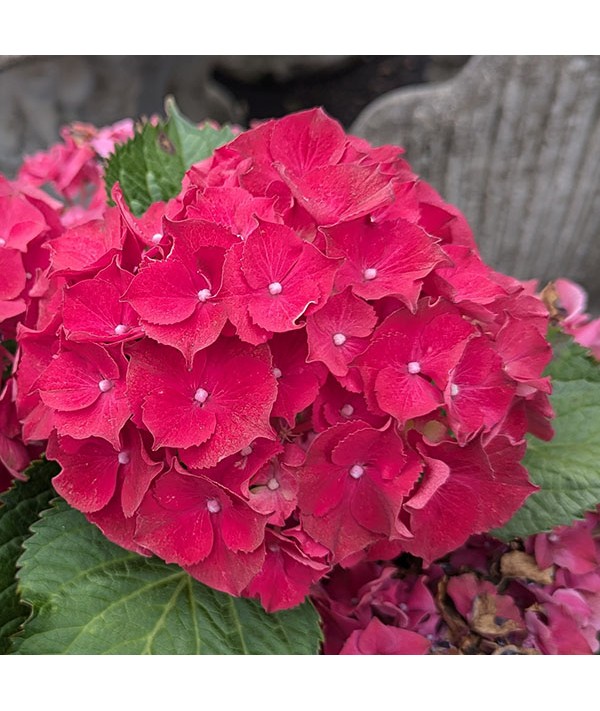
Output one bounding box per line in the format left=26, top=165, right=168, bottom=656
left=48, top=423, right=161, bottom=515
left=123, top=220, right=234, bottom=364
left=356, top=299, right=475, bottom=424
left=306, top=288, right=377, bottom=378
left=47, top=212, right=123, bottom=277
left=243, top=443, right=301, bottom=525
left=126, top=338, right=277, bottom=468
left=224, top=220, right=338, bottom=339
left=10, top=107, right=555, bottom=607
left=268, top=330, right=327, bottom=425
left=312, top=375, right=387, bottom=432
left=270, top=107, right=347, bottom=176
left=183, top=186, right=279, bottom=240
left=245, top=527, right=329, bottom=612
left=36, top=341, right=130, bottom=448
left=62, top=259, right=141, bottom=344
left=400, top=436, right=536, bottom=563
left=445, top=338, right=516, bottom=444
left=136, top=462, right=268, bottom=566
left=298, top=421, right=422, bottom=561
left=325, top=217, right=447, bottom=309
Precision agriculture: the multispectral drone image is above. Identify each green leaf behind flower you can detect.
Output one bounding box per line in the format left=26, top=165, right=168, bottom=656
left=0, top=459, right=57, bottom=653
left=104, top=97, right=235, bottom=216
left=494, top=338, right=600, bottom=540
left=13, top=500, right=322, bottom=655
left=544, top=332, right=600, bottom=383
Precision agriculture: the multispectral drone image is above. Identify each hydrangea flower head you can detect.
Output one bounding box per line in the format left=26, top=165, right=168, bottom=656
left=12, top=107, right=554, bottom=607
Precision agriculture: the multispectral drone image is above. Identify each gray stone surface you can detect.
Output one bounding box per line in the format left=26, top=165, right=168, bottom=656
left=0, top=56, right=240, bottom=176
left=352, top=56, right=600, bottom=311
left=425, top=55, right=470, bottom=83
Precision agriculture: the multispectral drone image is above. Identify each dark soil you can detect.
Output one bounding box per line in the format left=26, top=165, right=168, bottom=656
left=213, top=56, right=433, bottom=129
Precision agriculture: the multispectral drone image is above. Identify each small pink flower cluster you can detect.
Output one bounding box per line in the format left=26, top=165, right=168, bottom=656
left=315, top=509, right=600, bottom=654
left=0, top=119, right=132, bottom=491
left=18, top=119, right=134, bottom=229
left=552, top=279, right=600, bottom=359
left=8, top=108, right=554, bottom=609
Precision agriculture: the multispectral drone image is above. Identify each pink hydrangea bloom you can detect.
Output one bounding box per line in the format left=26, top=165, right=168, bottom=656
left=316, top=508, right=600, bottom=654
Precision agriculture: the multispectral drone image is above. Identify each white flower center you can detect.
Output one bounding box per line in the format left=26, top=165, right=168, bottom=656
left=268, top=543, right=280, bottom=553
left=98, top=379, right=113, bottom=393
left=349, top=464, right=365, bottom=479
left=151, top=233, right=163, bottom=244
left=197, top=288, right=212, bottom=302
left=206, top=498, right=221, bottom=514
left=0, top=238, right=6, bottom=247
left=194, top=387, right=209, bottom=403
left=114, top=324, right=129, bottom=335
left=363, top=267, right=378, bottom=280
left=548, top=533, right=559, bottom=543
left=450, top=383, right=460, bottom=397
left=267, top=477, right=280, bottom=491
left=240, top=445, right=253, bottom=457
left=340, top=403, right=354, bottom=418
left=333, top=333, right=347, bottom=347
left=118, top=451, right=130, bottom=465
left=272, top=367, right=283, bottom=379
left=407, top=361, right=421, bottom=374
left=268, top=281, right=283, bottom=295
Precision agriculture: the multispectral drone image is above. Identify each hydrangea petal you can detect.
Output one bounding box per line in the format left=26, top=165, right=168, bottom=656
left=0, top=194, right=47, bottom=252
left=326, top=217, right=447, bottom=307
left=306, top=289, right=377, bottom=377
left=278, top=163, right=394, bottom=225
left=48, top=432, right=120, bottom=513
left=0, top=249, right=26, bottom=301
left=63, top=262, right=139, bottom=343
left=270, top=107, right=347, bottom=175
left=245, top=528, right=329, bottom=612
left=269, top=330, right=327, bottom=425
left=340, top=617, right=430, bottom=655
left=142, top=387, right=217, bottom=449
left=37, top=343, right=119, bottom=412
left=184, top=536, right=266, bottom=597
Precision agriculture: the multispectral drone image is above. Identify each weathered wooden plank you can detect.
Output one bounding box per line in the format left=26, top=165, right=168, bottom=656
left=353, top=56, right=600, bottom=311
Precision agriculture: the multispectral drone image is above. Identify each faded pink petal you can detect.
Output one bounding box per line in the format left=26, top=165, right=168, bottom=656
left=340, top=617, right=430, bottom=655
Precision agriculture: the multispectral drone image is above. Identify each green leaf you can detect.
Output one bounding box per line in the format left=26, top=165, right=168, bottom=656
left=544, top=334, right=600, bottom=382
left=164, top=96, right=235, bottom=169
left=0, top=459, right=57, bottom=653
left=13, top=500, right=322, bottom=655
left=104, top=97, right=235, bottom=216
left=494, top=339, right=600, bottom=540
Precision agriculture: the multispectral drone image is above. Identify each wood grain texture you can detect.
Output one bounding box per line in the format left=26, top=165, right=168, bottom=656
left=353, top=56, right=600, bottom=311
